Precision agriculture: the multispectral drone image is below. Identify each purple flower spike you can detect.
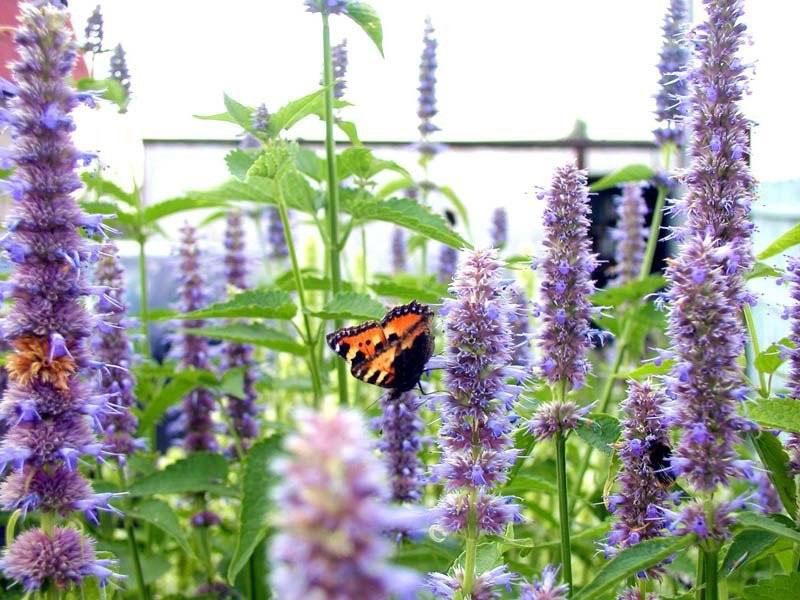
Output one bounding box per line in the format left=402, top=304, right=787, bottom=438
left=177, top=223, right=218, bottom=453
left=331, top=39, right=348, bottom=100
left=611, top=183, right=648, bottom=285
left=619, top=589, right=658, bottom=600
left=785, top=256, right=800, bottom=471
left=270, top=408, right=421, bottom=600
left=266, top=206, right=289, bottom=259
left=507, top=286, right=532, bottom=373
left=377, top=390, right=424, bottom=502
left=437, top=245, right=458, bottom=284
left=529, top=400, right=592, bottom=440
left=252, top=103, right=270, bottom=135
left=83, top=4, right=103, bottom=54
left=654, top=0, right=690, bottom=147
left=536, top=163, right=597, bottom=390
left=674, top=0, right=755, bottom=291
left=109, top=43, right=130, bottom=97
left=665, top=235, right=749, bottom=494
left=428, top=565, right=513, bottom=600
left=417, top=18, right=439, bottom=149
left=303, top=0, right=348, bottom=15
left=223, top=211, right=259, bottom=451
left=0, top=2, right=118, bottom=589
left=607, top=381, right=669, bottom=558
left=490, top=207, right=508, bottom=249
left=93, top=244, right=140, bottom=460
left=519, top=565, right=569, bottom=600
left=431, top=249, right=523, bottom=595
left=391, top=227, right=408, bottom=274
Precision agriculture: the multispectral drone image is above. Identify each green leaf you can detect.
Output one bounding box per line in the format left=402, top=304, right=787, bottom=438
left=295, top=147, right=325, bottom=182
left=748, top=261, right=784, bottom=280
left=348, top=196, right=469, bottom=249
left=274, top=270, right=354, bottom=294
left=76, top=77, right=129, bottom=111
left=501, top=474, right=556, bottom=496
left=142, top=196, right=230, bottom=225
left=757, top=223, right=800, bottom=260
left=754, top=339, right=790, bottom=375
left=376, top=177, right=414, bottom=199
left=336, top=120, right=361, bottom=145
left=344, top=1, right=384, bottom=55
left=184, top=323, right=306, bottom=355
left=225, top=149, right=257, bottom=180
left=753, top=431, right=797, bottom=519
left=277, top=168, right=316, bottom=213
left=227, top=436, right=283, bottom=584
left=589, top=164, right=654, bottom=192
left=138, top=377, right=196, bottom=432
left=743, top=573, right=800, bottom=600
left=224, top=93, right=255, bottom=130
left=617, top=360, right=674, bottom=380
left=722, top=528, right=779, bottom=575
left=269, top=89, right=325, bottom=136
left=169, top=288, right=297, bottom=321
left=127, top=499, right=194, bottom=557
left=190, top=177, right=275, bottom=207
left=750, top=398, right=800, bottom=433
left=437, top=184, right=471, bottom=232
left=737, top=512, right=800, bottom=544
left=338, top=147, right=409, bottom=181
left=80, top=172, right=136, bottom=206
left=80, top=200, right=137, bottom=231
left=218, top=366, right=246, bottom=399
left=576, top=413, right=620, bottom=455
left=369, top=277, right=448, bottom=304
left=573, top=536, right=692, bottom=600
left=312, top=291, right=385, bottom=321
left=129, top=453, right=229, bottom=496
left=194, top=110, right=239, bottom=125
left=591, top=275, right=666, bottom=307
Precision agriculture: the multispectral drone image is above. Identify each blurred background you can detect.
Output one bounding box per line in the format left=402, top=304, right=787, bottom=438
left=2, top=0, right=798, bottom=344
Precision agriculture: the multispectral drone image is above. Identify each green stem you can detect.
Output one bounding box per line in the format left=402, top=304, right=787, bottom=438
left=639, top=578, right=648, bottom=600
left=119, top=469, right=151, bottom=600
left=276, top=180, right=323, bottom=404
left=137, top=236, right=151, bottom=358
left=360, top=226, right=368, bottom=292
left=320, top=12, right=348, bottom=407
left=743, top=303, right=768, bottom=397
left=460, top=488, right=479, bottom=598
left=555, top=430, right=573, bottom=596
left=702, top=548, right=719, bottom=600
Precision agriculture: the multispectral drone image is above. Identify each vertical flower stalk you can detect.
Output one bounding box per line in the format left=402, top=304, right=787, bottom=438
left=271, top=408, right=420, bottom=599
left=93, top=244, right=142, bottom=462
left=490, top=207, right=508, bottom=249
left=654, top=0, right=690, bottom=148
left=430, top=249, right=523, bottom=598
left=437, top=245, right=458, bottom=284
left=83, top=4, right=104, bottom=55
left=391, top=227, right=408, bottom=274
left=784, top=256, right=800, bottom=471
left=331, top=39, right=348, bottom=100
left=377, top=390, right=424, bottom=503
left=223, top=211, right=259, bottom=452
left=610, top=183, right=648, bottom=286
left=109, top=44, right=131, bottom=101
left=417, top=18, right=440, bottom=157
left=507, top=286, right=532, bottom=373
left=265, top=206, right=289, bottom=260
left=0, top=2, right=119, bottom=591
left=177, top=224, right=218, bottom=453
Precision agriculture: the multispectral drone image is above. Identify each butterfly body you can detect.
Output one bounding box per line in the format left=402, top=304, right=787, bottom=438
left=326, top=300, right=434, bottom=391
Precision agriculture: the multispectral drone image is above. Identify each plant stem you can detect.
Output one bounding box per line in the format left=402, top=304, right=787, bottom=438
left=461, top=488, right=479, bottom=598
left=555, top=429, right=573, bottom=596
left=743, top=303, right=768, bottom=397
left=702, top=548, right=719, bottom=600
left=137, top=235, right=151, bottom=358
left=276, top=181, right=323, bottom=405
left=320, top=12, right=348, bottom=406
left=119, top=468, right=151, bottom=600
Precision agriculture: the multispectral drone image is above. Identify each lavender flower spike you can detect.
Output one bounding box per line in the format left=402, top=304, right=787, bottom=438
left=535, top=163, right=597, bottom=391
left=430, top=249, right=523, bottom=597
left=606, top=380, right=669, bottom=557
left=266, top=206, right=289, bottom=259
left=677, top=0, right=755, bottom=283
left=507, top=285, right=532, bottom=372
left=417, top=18, right=439, bottom=153
left=654, top=0, right=690, bottom=147
left=529, top=400, right=592, bottom=441
left=377, top=390, right=424, bottom=502
left=83, top=5, right=104, bottom=54
left=490, top=207, right=508, bottom=249
left=611, top=183, right=648, bottom=285
left=391, top=227, right=408, bottom=274
left=109, top=43, right=131, bottom=96
left=437, top=245, right=458, bottom=284
left=519, top=565, right=569, bottom=600
left=271, top=408, right=421, bottom=600
left=782, top=256, right=800, bottom=471
left=331, top=39, right=348, bottom=100
left=304, top=0, right=348, bottom=15
left=223, top=211, right=259, bottom=451
left=0, top=2, right=119, bottom=590
left=93, top=244, right=142, bottom=461
left=177, top=223, right=218, bottom=453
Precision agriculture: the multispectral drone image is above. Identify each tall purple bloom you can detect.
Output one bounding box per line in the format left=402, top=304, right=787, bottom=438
left=83, top=5, right=104, bottom=54
left=784, top=256, right=800, bottom=471
left=675, top=0, right=755, bottom=286
left=377, top=390, right=424, bottom=503
left=266, top=206, right=289, bottom=260
left=611, top=183, right=648, bottom=285
left=490, top=207, right=508, bottom=249
left=654, top=0, right=690, bottom=147
left=606, top=380, right=669, bottom=555
left=519, top=565, right=569, bottom=600
left=535, top=163, right=597, bottom=391
left=417, top=18, right=440, bottom=156
left=223, top=211, right=258, bottom=451
left=252, top=103, right=270, bottom=135
left=303, top=0, right=348, bottom=15
left=507, top=286, right=532, bottom=372
left=429, top=249, right=524, bottom=596
left=93, top=244, right=142, bottom=461
left=271, top=408, right=420, bottom=600
left=109, top=43, right=130, bottom=96
left=0, top=2, right=119, bottom=590
left=177, top=223, right=217, bottom=453
left=437, top=245, right=458, bottom=284
left=391, top=227, right=407, bottom=274
left=331, top=39, right=348, bottom=100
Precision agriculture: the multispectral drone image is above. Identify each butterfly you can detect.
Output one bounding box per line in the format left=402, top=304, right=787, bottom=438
left=326, top=300, right=435, bottom=391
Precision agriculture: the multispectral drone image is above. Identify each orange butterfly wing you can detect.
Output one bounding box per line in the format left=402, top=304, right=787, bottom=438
left=326, top=321, right=388, bottom=366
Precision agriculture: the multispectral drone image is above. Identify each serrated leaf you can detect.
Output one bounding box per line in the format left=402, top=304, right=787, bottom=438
left=278, top=168, right=316, bottom=213
left=750, top=398, right=800, bottom=433
left=737, top=512, right=800, bottom=544
left=752, top=430, right=797, bottom=519
left=76, top=76, right=129, bottom=111
left=348, top=196, right=469, bottom=249
left=170, top=289, right=297, bottom=320
left=295, top=147, right=324, bottom=182
left=369, top=277, right=448, bottom=304
left=338, top=147, right=409, bottom=181
left=227, top=436, right=283, bottom=584
left=273, top=269, right=354, bottom=294
left=80, top=200, right=137, bottom=231
left=336, top=119, right=361, bottom=145
left=576, top=413, right=620, bottom=455
left=313, top=292, right=385, bottom=321
left=589, top=164, right=654, bottom=192
left=722, top=528, right=779, bottom=575
left=225, top=149, right=257, bottom=180
left=137, top=377, right=196, bottom=432
left=129, top=453, right=228, bottom=496
left=617, top=360, right=674, bottom=380
left=142, top=197, right=230, bottom=225
left=344, top=1, right=384, bottom=55
left=743, top=573, right=800, bottom=600
left=224, top=93, right=255, bottom=130
left=376, top=177, right=415, bottom=200
left=591, top=275, right=666, bottom=307
left=190, top=177, right=275, bottom=206
left=81, top=172, right=136, bottom=206
left=185, top=323, right=306, bottom=355
left=218, top=366, right=246, bottom=399
left=127, top=499, right=194, bottom=557
left=573, top=536, right=692, bottom=600
left=757, top=223, right=800, bottom=260
left=268, top=89, right=325, bottom=136
left=754, top=339, right=790, bottom=375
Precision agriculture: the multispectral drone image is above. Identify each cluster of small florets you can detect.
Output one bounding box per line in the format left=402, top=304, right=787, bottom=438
left=611, top=183, right=648, bottom=285
left=654, top=0, right=690, bottom=146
